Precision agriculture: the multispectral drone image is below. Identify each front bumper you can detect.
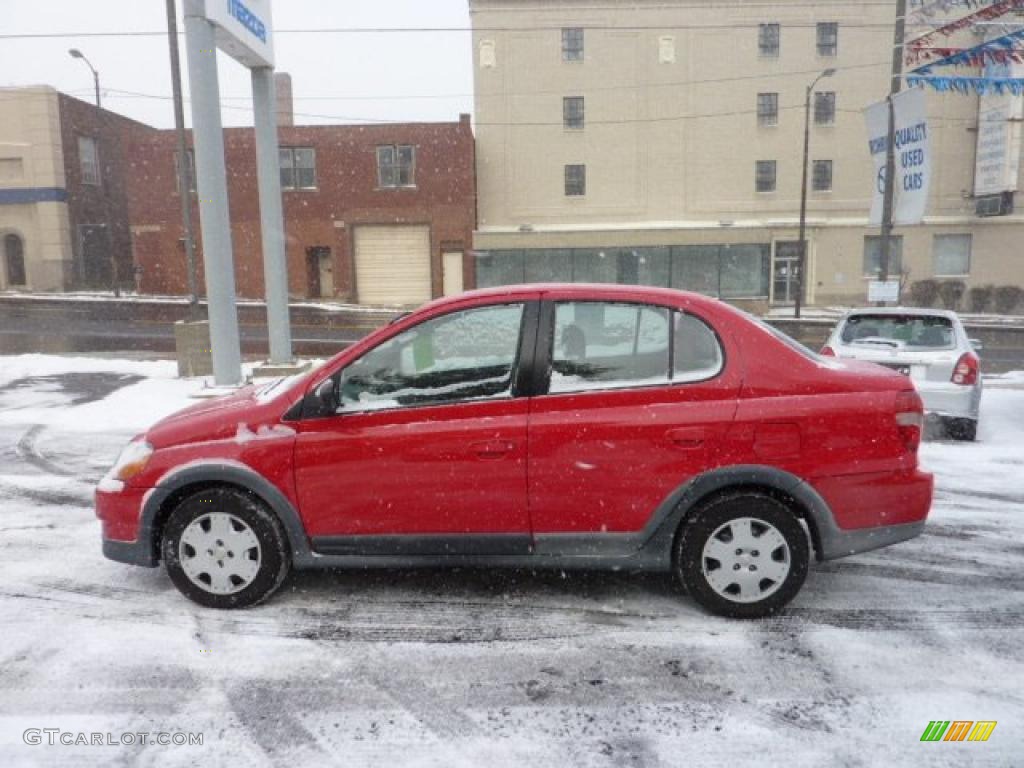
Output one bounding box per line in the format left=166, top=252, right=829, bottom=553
left=95, top=485, right=159, bottom=568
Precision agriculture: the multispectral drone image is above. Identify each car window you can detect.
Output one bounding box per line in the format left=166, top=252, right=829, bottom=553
left=550, top=302, right=671, bottom=393
left=337, top=303, right=525, bottom=411
left=673, top=312, right=724, bottom=382
left=840, top=314, right=954, bottom=350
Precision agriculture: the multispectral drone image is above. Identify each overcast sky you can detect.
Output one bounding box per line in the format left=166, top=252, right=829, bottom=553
left=0, top=0, right=475, bottom=128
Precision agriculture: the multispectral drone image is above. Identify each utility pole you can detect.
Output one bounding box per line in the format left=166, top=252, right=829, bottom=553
left=796, top=68, right=835, bottom=319
left=165, top=0, right=201, bottom=320
left=879, top=0, right=907, bottom=292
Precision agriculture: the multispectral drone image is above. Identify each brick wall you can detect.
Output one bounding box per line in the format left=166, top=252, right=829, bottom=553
left=125, top=116, right=477, bottom=301
left=58, top=94, right=149, bottom=290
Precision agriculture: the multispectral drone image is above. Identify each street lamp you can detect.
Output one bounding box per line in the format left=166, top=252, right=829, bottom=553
left=795, top=67, right=835, bottom=319
left=68, top=49, right=101, bottom=108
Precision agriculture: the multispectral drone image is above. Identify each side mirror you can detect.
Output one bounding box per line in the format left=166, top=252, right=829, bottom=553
left=969, top=338, right=984, bottom=352
left=303, top=378, right=336, bottom=418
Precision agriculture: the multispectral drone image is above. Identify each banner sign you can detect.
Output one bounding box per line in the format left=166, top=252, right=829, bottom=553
left=974, top=58, right=1024, bottom=196
left=864, top=88, right=931, bottom=226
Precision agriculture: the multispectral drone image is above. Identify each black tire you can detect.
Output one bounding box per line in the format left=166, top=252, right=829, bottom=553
left=161, top=487, right=291, bottom=609
left=674, top=491, right=809, bottom=619
left=946, top=417, right=977, bottom=442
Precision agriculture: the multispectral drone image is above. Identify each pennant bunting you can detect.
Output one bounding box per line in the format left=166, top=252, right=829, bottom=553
left=906, top=74, right=1024, bottom=95
left=912, top=28, right=1024, bottom=73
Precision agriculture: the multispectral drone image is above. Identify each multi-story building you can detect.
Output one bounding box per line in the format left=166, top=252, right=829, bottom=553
left=469, top=0, right=1024, bottom=310
left=0, top=85, right=477, bottom=306
left=0, top=87, right=138, bottom=292
left=127, top=116, right=476, bottom=304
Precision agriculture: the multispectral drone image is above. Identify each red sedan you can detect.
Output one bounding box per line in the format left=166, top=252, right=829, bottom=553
left=96, top=285, right=932, bottom=618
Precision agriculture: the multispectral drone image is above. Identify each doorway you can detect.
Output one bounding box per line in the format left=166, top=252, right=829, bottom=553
left=80, top=225, right=111, bottom=289
left=4, top=233, right=26, bottom=287
left=772, top=241, right=804, bottom=305
left=306, top=246, right=333, bottom=298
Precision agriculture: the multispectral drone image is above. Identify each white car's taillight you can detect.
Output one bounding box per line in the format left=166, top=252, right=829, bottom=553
left=951, top=352, right=979, bottom=386
left=895, top=390, right=924, bottom=452
left=820, top=345, right=836, bottom=356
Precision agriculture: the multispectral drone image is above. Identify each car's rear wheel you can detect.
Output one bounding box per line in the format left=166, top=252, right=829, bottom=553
left=161, top=487, right=290, bottom=609
left=674, top=492, right=809, bottom=619
left=945, top=417, right=977, bottom=442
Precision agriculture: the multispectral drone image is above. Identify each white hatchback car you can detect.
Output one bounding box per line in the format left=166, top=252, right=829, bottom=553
left=821, top=308, right=982, bottom=441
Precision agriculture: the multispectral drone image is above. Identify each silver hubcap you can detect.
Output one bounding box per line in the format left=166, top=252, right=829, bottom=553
left=701, top=517, right=790, bottom=604
left=179, top=513, right=261, bottom=595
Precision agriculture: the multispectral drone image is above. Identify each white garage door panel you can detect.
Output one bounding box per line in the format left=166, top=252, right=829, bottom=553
left=354, top=225, right=431, bottom=305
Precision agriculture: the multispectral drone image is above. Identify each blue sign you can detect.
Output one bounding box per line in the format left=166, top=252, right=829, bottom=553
left=227, top=0, right=267, bottom=43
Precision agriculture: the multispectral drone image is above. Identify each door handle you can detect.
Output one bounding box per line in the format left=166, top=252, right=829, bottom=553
left=666, top=427, right=705, bottom=450
left=471, top=440, right=515, bottom=459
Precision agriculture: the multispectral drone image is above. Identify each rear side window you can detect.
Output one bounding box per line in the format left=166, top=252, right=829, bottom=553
left=549, top=302, right=723, bottom=394
left=840, top=314, right=954, bottom=349
left=674, top=312, right=724, bottom=382
left=338, top=303, right=525, bottom=411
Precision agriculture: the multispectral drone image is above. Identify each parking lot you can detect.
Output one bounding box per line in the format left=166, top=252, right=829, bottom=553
left=0, top=355, right=1021, bottom=767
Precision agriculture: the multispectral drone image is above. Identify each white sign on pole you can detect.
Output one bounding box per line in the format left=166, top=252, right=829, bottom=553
left=868, top=280, right=901, bottom=303
left=186, top=0, right=274, bottom=68
left=974, top=58, right=1024, bottom=197
left=865, top=87, right=931, bottom=226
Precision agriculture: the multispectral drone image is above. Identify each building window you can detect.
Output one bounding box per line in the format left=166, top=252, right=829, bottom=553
left=933, top=234, right=971, bottom=276
left=280, top=147, right=316, bottom=189
left=78, top=136, right=100, bottom=186
left=758, top=23, right=780, bottom=57
left=4, top=233, right=26, bottom=287
left=376, top=145, right=415, bottom=188
left=812, top=160, right=833, bottom=191
left=863, top=236, right=904, bottom=277
left=562, top=27, right=584, bottom=61
left=755, top=160, right=777, bottom=193
left=564, top=164, right=586, bottom=196
left=563, top=96, right=585, bottom=129
left=479, top=39, right=497, bottom=69
left=658, top=35, right=676, bottom=64
left=757, top=93, right=779, bottom=126
left=174, top=150, right=196, bottom=193
left=814, top=92, right=836, bottom=125
left=817, top=22, right=839, bottom=57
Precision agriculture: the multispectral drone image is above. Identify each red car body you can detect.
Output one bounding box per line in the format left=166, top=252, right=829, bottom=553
left=98, top=285, right=932, bottom=584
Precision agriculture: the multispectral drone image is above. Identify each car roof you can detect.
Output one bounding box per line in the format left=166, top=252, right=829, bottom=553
left=421, top=283, right=720, bottom=311
left=840, top=306, right=959, bottom=320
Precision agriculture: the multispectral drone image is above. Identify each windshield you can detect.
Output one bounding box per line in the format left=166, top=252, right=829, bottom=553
left=840, top=314, right=955, bottom=349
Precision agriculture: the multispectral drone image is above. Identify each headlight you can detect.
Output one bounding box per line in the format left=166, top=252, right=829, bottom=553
left=99, top=439, right=154, bottom=492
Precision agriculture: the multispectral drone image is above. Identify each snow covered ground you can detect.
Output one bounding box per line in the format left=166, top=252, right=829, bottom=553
left=0, top=354, right=1021, bottom=767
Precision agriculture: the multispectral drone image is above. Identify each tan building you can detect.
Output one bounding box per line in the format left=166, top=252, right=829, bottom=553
left=0, top=87, right=74, bottom=291
left=469, top=0, right=1024, bottom=310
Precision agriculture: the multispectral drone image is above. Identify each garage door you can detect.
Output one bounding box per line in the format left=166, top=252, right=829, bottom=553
left=354, top=225, right=432, bottom=306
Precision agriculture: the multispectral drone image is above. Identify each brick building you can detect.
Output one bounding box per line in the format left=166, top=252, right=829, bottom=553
left=0, top=87, right=141, bottom=292
left=126, top=116, right=477, bottom=305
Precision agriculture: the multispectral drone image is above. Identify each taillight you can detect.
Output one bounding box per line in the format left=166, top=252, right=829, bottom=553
left=820, top=345, right=836, bottom=356
left=951, top=352, right=979, bottom=386
left=895, top=389, right=924, bottom=452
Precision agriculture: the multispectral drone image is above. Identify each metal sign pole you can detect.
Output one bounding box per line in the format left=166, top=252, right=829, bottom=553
left=251, top=67, right=293, bottom=365
left=183, top=11, right=243, bottom=385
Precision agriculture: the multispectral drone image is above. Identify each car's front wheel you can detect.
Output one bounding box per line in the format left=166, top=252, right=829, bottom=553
left=161, top=487, right=290, bottom=609
left=674, top=492, right=809, bottom=619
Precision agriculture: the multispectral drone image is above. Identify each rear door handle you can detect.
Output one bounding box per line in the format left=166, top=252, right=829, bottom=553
left=666, top=427, right=705, bottom=450
left=471, top=440, right=515, bottom=459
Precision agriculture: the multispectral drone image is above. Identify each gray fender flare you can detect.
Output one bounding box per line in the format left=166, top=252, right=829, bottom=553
left=136, top=461, right=314, bottom=568
left=638, top=465, right=836, bottom=565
